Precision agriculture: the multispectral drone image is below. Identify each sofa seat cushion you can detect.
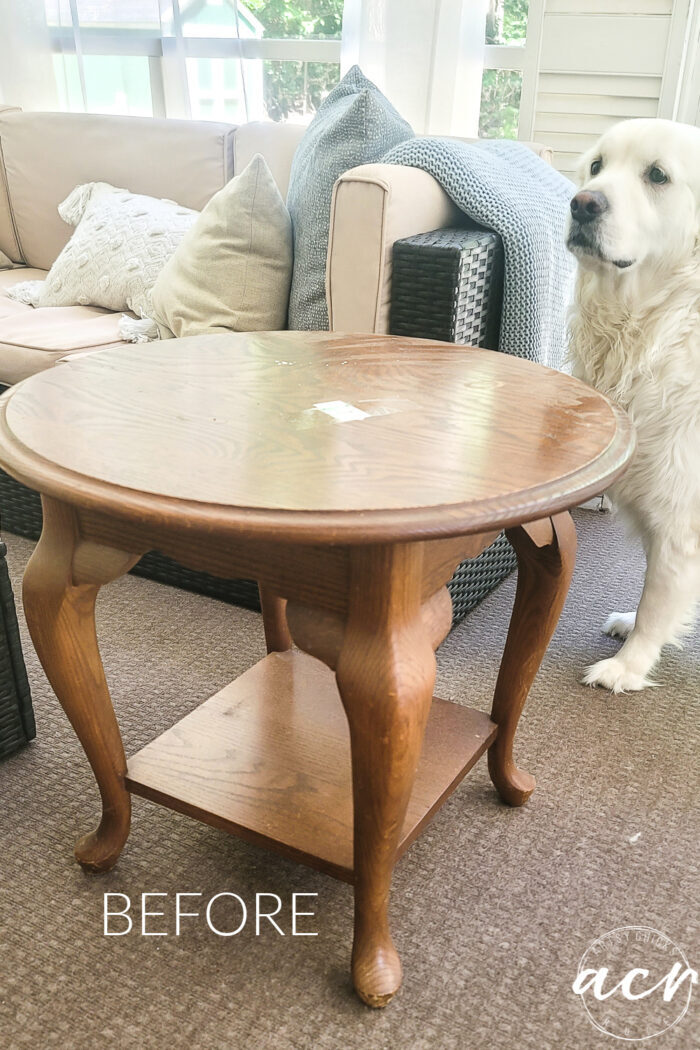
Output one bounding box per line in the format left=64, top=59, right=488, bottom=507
left=0, top=268, right=125, bottom=384
left=0, top=268, right=48, bottom=320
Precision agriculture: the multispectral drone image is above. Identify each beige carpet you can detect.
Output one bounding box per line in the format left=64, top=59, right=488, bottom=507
left=0, top=510, right=698, bottom=1050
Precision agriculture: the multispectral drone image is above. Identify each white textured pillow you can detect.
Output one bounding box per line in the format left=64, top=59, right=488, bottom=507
left=32, top=183, right=197, bottom=323
left=151, top=154, right=293, bottom=339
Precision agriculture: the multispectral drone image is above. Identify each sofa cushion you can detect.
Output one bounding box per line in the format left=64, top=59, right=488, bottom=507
left=0, top=268, right=124, bottom=384
left=0, top=268, right=49, bottom=320
left=151, top=155, right=293, bottom=339
left=286, top=65, right=414, bottom=331
left=327, top=164, right=463, bottom=334
left=233, top=122, right=306, bottom=201
left=0, top=110, right=236, bottom=271
left=0, top=107, right=22, bottom=264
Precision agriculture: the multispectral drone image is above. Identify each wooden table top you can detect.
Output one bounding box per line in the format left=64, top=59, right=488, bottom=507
left=0, top=332, right=635, bottom=543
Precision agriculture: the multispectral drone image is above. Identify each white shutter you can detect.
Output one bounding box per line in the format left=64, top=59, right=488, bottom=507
left=534, top=0, right=676, bottom=176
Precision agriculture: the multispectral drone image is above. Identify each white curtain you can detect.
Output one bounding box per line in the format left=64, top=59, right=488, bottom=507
left=0, top=1, right=255, bottom=122
left=0, top=1, right=58, bottom=110
left=341, top=0, right=487, bottom=136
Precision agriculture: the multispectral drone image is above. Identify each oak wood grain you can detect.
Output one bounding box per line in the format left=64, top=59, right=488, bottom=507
left=335, top=543, right=437, bottom=1006
left=488, top=512, right=577, bottom=805
left=22, top=496, right=142, bottom=871
left=258, top=586, right=292, bottom=653
left=0, top=332, right=635, bottom=543
left=125, top=650, right=497, bottom=883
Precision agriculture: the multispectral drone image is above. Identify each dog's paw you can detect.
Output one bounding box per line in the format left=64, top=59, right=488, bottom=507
left=582, top=656, right=655, bottom=694
left=602, top=611, right=637, bottom=640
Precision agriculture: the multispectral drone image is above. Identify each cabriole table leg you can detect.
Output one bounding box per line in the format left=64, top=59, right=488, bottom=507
left=335, top=543, right=436, bottom=1008
left=488, top=512, right=577, bottom=806
left=22, top=496, right=141, bottom=872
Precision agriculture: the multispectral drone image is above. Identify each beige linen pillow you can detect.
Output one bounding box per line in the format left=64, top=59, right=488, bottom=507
left=151, top=154, right=292, bottom=338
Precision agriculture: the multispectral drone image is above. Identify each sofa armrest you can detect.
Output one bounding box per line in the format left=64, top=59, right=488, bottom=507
left=325, top=142, right=551, bottom=336
left=326, top=164, right=463, bottom=335
left=523, top=140, right=553, bottom=165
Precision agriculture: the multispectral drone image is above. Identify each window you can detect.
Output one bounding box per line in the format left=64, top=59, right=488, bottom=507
left=42, top=1, right=545, bottom=140
left=45, top=0, right=344, bottom=122
left=479, top=69, right=522, bottom=140
left=481, top=0, right=542, bottom=141
left=486, top=0, right=529, bottom=47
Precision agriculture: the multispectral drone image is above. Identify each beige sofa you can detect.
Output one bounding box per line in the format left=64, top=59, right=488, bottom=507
left=0, top=106, right=552, bottom=385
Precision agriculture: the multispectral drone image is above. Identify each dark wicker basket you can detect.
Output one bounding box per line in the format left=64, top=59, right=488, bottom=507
left=0, top=539, right=35, bottom=758
left=391, top=225, right=516, bottom=624
left=391, top=225, right=504, bottom=349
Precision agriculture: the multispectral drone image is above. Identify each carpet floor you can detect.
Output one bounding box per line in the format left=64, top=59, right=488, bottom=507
left=0, top=510, right=698, bottom=1050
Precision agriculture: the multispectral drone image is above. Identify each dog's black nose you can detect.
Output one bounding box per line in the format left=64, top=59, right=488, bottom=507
left=570, top=190, right=609, bottom=224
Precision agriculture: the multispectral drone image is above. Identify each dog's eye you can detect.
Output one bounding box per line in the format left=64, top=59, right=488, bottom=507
left=648, top=166, right=669, bottom=185
left=590, top=158, right=602, bottom=176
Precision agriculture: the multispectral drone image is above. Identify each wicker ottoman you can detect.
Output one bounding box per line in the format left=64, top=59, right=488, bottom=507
left=0, top=539, right=34, bottom=758
left=390, top=225, right=516, bottom=623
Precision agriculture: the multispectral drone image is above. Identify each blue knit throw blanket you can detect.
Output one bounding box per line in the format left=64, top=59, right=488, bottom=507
left=383, top=137, right=576, bottom=369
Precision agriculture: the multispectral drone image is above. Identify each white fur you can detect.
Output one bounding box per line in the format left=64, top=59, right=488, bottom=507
left=567, top=118, right=700, bottom=693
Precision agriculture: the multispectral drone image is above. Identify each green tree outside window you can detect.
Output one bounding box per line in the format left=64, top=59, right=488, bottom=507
left=245, top=0, right=343, bottom=119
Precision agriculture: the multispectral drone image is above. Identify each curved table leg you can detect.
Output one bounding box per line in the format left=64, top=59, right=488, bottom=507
left=23, top=497, right=142, bottom=872
left=335, top=544, right=436, bottom=1008
left=488, top=512, right=577, bottom=807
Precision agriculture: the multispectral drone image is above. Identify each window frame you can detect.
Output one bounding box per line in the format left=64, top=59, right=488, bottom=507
left=47, top=0, right=543, bottom=136
left=483, top=0, right=546, bottom=141
left=48, top=17, right=342, bottom=120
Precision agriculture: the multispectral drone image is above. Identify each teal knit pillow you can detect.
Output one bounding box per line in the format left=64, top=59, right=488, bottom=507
left=287, top=66, right=414, bottom=331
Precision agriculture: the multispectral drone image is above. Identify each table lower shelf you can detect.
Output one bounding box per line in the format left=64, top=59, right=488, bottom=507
left=125, top=650, right=497, bottom=882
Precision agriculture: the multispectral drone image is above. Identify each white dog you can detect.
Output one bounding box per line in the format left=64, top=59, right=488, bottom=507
left=566, top=117, right=700, bottom=692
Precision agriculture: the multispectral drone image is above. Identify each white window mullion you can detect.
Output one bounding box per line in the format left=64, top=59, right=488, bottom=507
left=426, top=0, right=487, bottom=137
left=148, top=55, right=167, bottom=119
left=67, top=0, right=88, bottom=109
left=484, top=45, right=526, bottom=71
left=516, top=0, right=546, bottom=140
left=159, top=0, right=191, bottom=119
left=660, top=0, right=699, bottom=122
left=677, top=5, right=700, bottom=125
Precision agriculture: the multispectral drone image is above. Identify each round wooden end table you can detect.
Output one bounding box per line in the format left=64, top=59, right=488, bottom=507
left=0, top=332, right=634, bottom=1008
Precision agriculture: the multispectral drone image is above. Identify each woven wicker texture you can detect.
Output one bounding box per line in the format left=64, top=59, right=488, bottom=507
left=391, top=226, right=516, bottom=623
left=391, top=226, right=503, bottom=348
left=384, top=136, right=575, bottom=368
left=448, top=533, right=516, bottom=622
left=0, top=539, right=34, bottom=758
